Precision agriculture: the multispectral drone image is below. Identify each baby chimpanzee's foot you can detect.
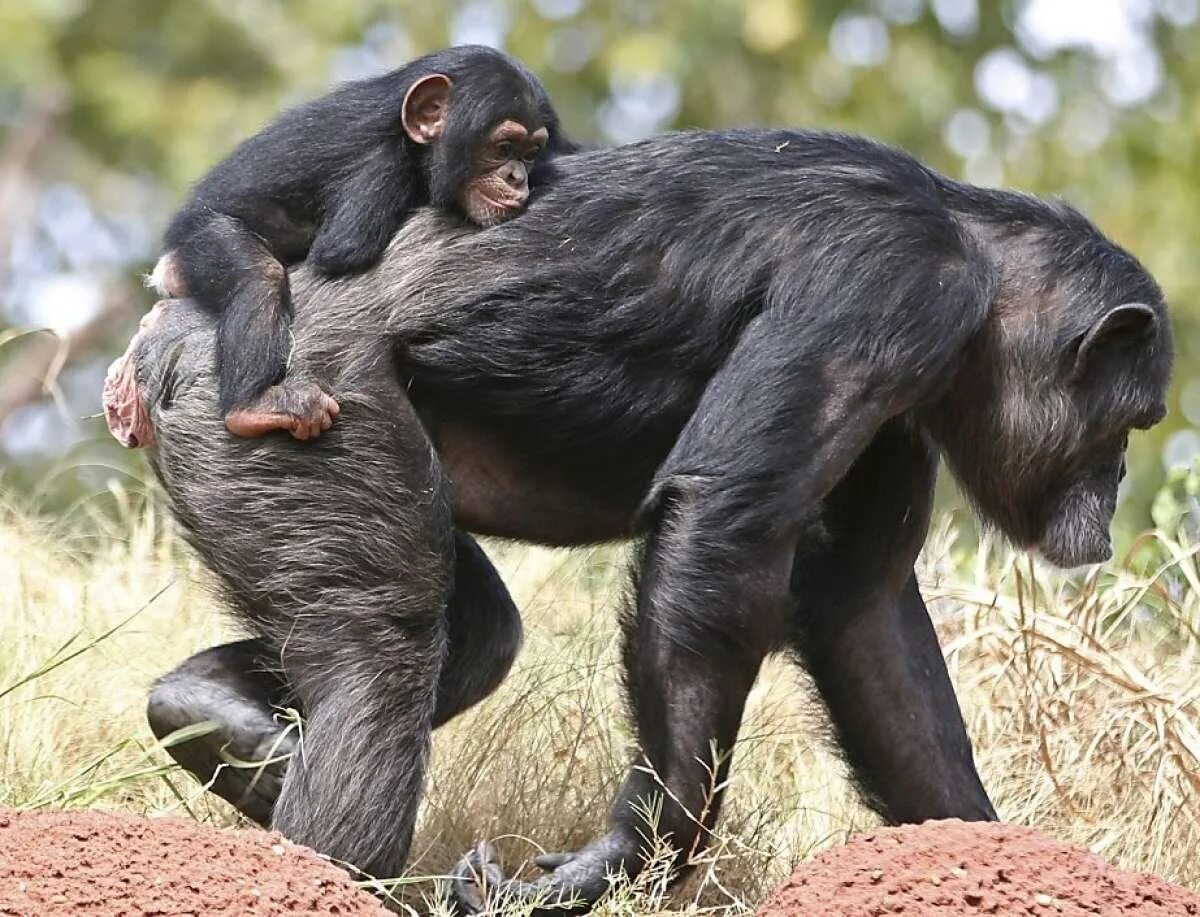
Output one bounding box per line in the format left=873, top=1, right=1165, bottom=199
left=224, top=382, right=340, bottom=441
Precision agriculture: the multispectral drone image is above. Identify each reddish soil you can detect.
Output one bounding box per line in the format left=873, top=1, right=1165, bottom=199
left=757, top=819, right=1200, bottom=916
left=0, top=808, right=387, bottom=916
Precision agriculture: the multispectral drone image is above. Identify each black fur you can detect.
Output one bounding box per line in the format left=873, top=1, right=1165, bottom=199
left=131, top=128, right=1171, bottom=910
left=161, top=44, right=574, bottom=413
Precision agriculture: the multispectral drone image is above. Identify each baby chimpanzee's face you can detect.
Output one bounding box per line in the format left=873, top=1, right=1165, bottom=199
left=457, top=120, right=549, bottom=226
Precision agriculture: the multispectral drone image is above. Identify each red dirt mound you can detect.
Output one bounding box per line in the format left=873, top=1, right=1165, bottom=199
left=757, top=819, right=1200, bottom=916
left=0, top=808, right=387, bottom=916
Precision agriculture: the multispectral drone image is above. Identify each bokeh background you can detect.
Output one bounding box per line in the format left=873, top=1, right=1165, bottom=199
left=1, top=0, right=1199, bottom=533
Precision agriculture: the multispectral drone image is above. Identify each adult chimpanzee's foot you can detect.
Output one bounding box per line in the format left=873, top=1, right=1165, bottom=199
left=450, top=831, right=640, bottom=915
left=449, top=842, right=505, bottom=914
left=147, top=640, right=297, bottom=825
left=224, top=381, right=340, bottom=441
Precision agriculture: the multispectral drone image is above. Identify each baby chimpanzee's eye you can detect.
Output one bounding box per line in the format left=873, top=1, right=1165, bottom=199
left=523, top=147, right=543, bottom=164
left=496, top=141, right=515, bottom=159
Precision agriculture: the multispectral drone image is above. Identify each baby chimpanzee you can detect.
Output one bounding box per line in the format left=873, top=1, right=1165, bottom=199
left=150, top=45, right=573, bottom=440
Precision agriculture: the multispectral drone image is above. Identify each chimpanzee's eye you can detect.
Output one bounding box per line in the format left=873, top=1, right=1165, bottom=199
left=496, top=141, right=514, bottom=160
left=524, top=147, right=543, bottom=164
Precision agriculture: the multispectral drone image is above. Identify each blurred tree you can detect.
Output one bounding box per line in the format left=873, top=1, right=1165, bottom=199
left=0, top=0, right=1195, bottom=544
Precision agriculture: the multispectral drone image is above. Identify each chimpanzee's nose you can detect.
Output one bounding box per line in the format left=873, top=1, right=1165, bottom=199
left=503, top=161, right=528, bottom=189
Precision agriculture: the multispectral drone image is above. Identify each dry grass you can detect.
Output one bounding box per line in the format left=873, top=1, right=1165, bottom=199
left=2, top=495, right=1199, bottom=914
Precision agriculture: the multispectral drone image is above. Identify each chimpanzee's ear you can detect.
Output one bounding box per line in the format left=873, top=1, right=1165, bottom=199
left=1070, top=302, right=1157, bottom=381
left=402, top=74, right=453, bottom=144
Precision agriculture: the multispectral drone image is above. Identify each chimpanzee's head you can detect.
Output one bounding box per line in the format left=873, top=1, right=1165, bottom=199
left=932, top=209, right=1171, bottom=567
left=400, top=46, right=569, bottom=227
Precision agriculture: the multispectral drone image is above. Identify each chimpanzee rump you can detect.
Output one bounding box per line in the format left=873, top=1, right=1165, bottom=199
left=111, top=129, right=1171, bottom=913
left=149, top=44, right=573, bottom=444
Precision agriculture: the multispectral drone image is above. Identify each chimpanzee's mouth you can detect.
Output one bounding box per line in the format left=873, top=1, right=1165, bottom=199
left=481, top=194, right=524, bottom=213
left=473, top=196, right=526, bottom=227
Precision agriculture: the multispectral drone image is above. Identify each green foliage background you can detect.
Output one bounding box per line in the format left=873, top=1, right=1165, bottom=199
left=1, top=0, right=1196, bottom=544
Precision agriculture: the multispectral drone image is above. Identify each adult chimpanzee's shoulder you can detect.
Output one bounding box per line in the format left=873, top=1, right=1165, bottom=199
left=932, top=171, right=1166, bottom=317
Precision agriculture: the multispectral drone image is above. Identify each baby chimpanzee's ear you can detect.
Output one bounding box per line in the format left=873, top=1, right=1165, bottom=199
left=402, top=74, right=453, bottom=144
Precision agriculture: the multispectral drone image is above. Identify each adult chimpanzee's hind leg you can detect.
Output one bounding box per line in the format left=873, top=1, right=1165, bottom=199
left=149, top=353, right=456, bottom=880
left=277, top=527, right=524, bottom=876
left=790, top=422, right=996, bottom=823
left=433, top=532, right=524, bottom=725
left=147, top=530, right=522, bottom=827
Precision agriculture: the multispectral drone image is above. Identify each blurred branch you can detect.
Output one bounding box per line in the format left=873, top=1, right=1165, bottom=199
left=0, top=286, right=133, bottom=426
left=207, top=0, right=320, bottom=80
left=0, top=88, right=68, bottom=289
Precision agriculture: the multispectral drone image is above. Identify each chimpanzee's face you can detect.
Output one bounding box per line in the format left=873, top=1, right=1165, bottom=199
left=456, top=120, right=549, bottom=227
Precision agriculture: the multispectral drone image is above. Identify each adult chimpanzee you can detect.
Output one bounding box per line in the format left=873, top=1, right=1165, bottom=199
left=147, top=44, right=572, bottom=444
left=107, top=129, right=1172, bottom=913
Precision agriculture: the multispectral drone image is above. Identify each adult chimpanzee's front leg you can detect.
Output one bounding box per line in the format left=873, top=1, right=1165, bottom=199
left=452, top=483, right=797, bottom=915
left=790, top=422, right=996, bottom=822
left=450, top=302, right=957, bottom=914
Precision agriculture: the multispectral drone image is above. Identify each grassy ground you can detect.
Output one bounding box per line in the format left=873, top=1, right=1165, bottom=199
left=2, top=497, right=1199, bottom=915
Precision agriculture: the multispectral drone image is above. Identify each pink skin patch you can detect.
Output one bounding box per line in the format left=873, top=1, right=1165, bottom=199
left=103, top=303, right=166, bottom=449
left=103, top=353, right=154, bottom=448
